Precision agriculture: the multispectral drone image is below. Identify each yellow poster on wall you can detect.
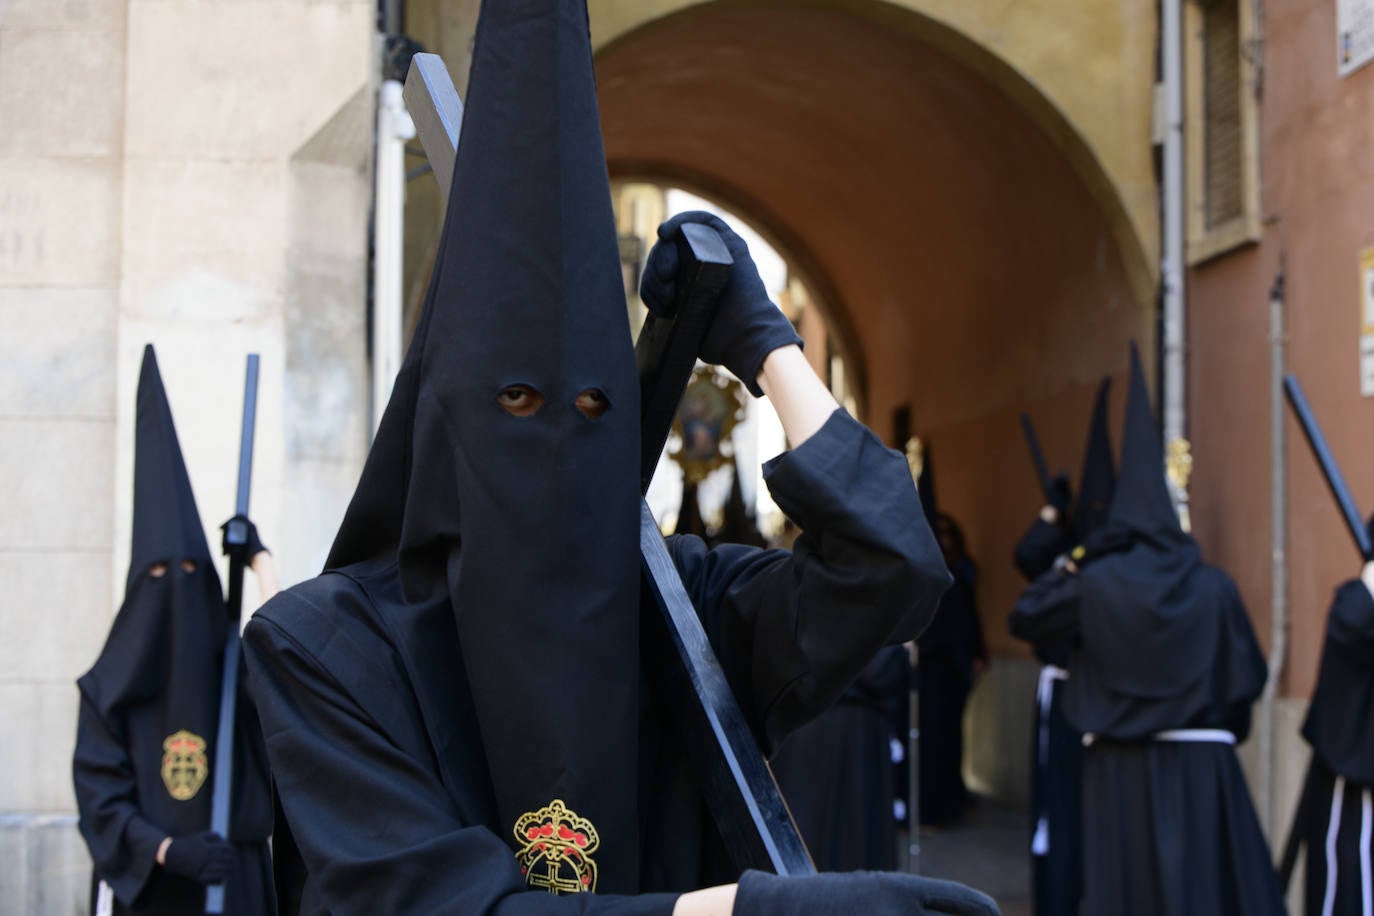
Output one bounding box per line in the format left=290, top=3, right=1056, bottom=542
left=1359, top=248, right=1374, bottom=396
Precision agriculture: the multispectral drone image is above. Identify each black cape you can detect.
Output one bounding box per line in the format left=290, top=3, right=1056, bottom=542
left=72, top=346, right=273, bottom=915
left=771, top=645, right=909, bottom=872
left=1009, top=344, right=1281, bottom=915
left=1296, top=578, right=1374, bottom=914
left=244, top=410, right=948, bottom=913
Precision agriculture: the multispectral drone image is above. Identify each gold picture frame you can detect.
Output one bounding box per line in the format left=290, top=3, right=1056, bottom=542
left=670, top=367, right=745, bottom=485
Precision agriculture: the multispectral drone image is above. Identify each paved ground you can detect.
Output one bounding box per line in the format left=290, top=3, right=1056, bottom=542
left=902, top=800, right=1032, bottom=916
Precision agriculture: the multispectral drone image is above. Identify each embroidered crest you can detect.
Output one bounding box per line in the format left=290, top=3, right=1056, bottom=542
left=513, top=799, right=599, bottom=893
left=160, top=730, right=208, bottom=801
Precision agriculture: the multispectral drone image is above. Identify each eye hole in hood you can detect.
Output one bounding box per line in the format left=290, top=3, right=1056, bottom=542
left=575, top=388, right=609, bottom=420
left=496, top=384, right=545, bottom=418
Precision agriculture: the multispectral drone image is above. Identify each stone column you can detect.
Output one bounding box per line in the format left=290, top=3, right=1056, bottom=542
left=0, top=1, right=126, bottom=910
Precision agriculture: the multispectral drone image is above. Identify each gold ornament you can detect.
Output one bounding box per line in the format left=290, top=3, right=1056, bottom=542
left=1165, top=437, right=1194, bottom=533
left=513, top=799, right=600, bottom=894
left=160, top=730, right=209, bottom=801
left=669, top=367, right=745, bottom=485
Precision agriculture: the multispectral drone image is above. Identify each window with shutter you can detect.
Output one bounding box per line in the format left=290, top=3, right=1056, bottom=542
left=1185, top=0, right=1261, bottom=264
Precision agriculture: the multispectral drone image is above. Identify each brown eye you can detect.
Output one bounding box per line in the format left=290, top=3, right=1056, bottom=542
left=496, top=384, right=544, bottom=417
left=148, top=563, right=169, bottom=578
left=180, top=559, right=198, bottom=574
left=575, top=388, right=609, bottom=420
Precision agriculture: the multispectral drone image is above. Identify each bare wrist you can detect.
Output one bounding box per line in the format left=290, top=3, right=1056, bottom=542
left=156, top=836, right=172, bottom=866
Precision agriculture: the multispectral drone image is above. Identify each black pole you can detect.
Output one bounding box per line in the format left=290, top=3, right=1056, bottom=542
left=205, top=354, right=260, bottom=913
left=1019, top=413, right=1054, bottom=502
left=1283, top=374, right=1373, bottom=560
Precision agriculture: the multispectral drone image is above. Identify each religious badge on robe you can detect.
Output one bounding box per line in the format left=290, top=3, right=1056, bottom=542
left=514, top=799, right=600, bottom=894
left=160, top=730, right=209, bottom=801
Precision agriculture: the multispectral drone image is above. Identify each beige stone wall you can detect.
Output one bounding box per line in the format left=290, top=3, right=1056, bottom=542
left=0, top=0, right=126, bottom=829
left=0, top=4, right=126, bottom=908
left=0, top=1, right=374, bottom=911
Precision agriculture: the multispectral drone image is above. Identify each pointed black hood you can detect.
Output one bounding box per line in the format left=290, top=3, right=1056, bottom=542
left=1071, top=377, right=1116, bottom=539
left=77, top=346, right=229, bottom=830
left=1075, top=343, right=1210, bottom=701
left=1103, top=344, right=1188, bottom=547
left=128, top=345, right=214, bottom=592
left=917, top=441, right=938, bottom=521
left=327, top=0, right=641, bottom=894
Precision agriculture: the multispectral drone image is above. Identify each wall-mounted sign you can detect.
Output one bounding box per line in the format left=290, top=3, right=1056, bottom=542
left=1360, top=248, right=1374, bottom=396
left=1339, top=0, right=1374, bottom=77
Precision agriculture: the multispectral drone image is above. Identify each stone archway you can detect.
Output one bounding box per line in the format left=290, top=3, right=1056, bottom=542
left=593, top=1, right=1154, bottom=803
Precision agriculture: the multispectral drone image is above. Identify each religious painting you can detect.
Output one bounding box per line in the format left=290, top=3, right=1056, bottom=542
left=670, top=367, right=744, bottom=484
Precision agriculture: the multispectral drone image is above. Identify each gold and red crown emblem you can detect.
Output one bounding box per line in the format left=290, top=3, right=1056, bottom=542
left=512, top=799, right=599, bottom=894
left=160, top=729, right=209, bottom=801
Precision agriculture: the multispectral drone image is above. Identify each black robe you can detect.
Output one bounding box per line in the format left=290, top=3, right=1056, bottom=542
left=72, top=683, right=275, bottom=915
left=1010, top=517, right=1082, bottom=916
left=243, top=411, right=949, bottom=914
left=1298, top=578, right=1374, bottom=915
left=917, top=558, right=985, bottom=825
left=1010, top=563, right=1283, bottom=915
left=771, top=645, right=909, bottom=872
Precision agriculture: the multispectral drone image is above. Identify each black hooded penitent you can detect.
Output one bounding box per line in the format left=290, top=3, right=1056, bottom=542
left=1071, top=344, right=1211, bottom=712
left=326, top=0, right=642, bottom=894
left=73, top=345, right=273, bottom=911
left=1011, top=344, right=1279, bottom=914
left=78, top=345, right=226, bottom=777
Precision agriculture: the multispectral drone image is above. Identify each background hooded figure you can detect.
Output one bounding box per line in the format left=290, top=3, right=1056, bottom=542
left=1291, top=528, right=1374, bottom=914
left=1009, top=375, right=1114, bottom=916
left=72, top=345, right=274, bottom=916
left=1010, top=343, right=1283, bottom=916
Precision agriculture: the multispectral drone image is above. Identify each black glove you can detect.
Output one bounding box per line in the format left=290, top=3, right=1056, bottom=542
left=220, top=515, right=267, bottom=561
left=163, top=831, right=234, bottom=885
left=1047, top=473, right=1072, bottom=515
left=639, top=211, right=803, bottom=397
left=735, top=870, right=999, bottom=915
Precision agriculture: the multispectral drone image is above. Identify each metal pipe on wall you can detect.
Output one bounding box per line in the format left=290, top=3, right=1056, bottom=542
left=1161, top=0, right=1188, bottom=461
left=371, top=79, right=415, bottom=434
left=1257, top=269, right=1288, bottom=835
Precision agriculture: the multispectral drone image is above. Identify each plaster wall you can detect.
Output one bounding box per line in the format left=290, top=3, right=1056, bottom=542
left=1189, top=0, right=1374, bottom=701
